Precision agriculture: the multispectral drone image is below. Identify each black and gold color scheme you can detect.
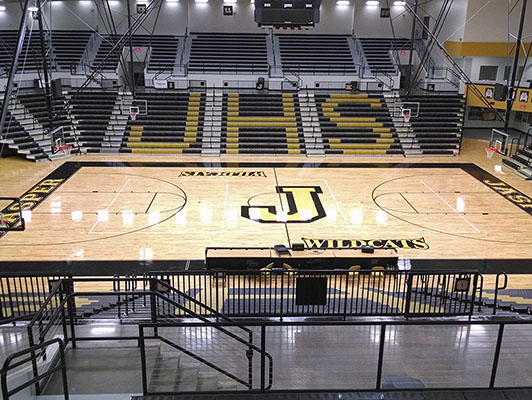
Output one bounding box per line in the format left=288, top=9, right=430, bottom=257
left=241, top=186, right=326, bottom=223
left=66, top=90, right=118, bottom=151
left=316, top=93, right=402, bottom=155
left=221, top=93, right=305, bottom=154
left=302, top=237, right=430, bottom=250
left=120, top=92, right=205, bottom=154
left=400, top=94, right=465, bottom=155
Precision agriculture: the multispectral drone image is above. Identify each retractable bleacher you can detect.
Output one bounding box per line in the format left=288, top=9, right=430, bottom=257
left=220, top=92, right=305, bottom=155
left=277, top=34, right=357, bottom=74
left=120, top=92, right=205, bottom=154
left=68, top=90, right=118, bottom=152
left=188, top=33, right=269, bottom=74
left=359, top=38, right=410, bottom=75
left=402, top=93, right=465, bottom=155
left=316, top=93, right=401, bottom=155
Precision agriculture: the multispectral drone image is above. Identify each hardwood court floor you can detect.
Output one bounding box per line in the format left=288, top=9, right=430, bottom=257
left=0, top=139, right=531, bottom=265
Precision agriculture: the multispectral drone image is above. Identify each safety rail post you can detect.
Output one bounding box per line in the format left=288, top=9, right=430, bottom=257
left=63, top=277, right=76, bottom=348
left=149, top=277, right=158, bottom=337
left=404, top=273, right=414, bottom=319
left=477, top=274, right=484, bottom=313
left=493, top=272, right=508, bottom=315
left=376, top=324, right=386, bottom=390
left=490, top=324, right=505, bottom=388
left=59, top=281, right=69, bottom=344
left=279, top=272, right=284, bottom=321
left=260, top=325, right=266, bottom=391
left=469, top=273, right=479, bottom=320
left=139, top=325, right=148, bottom=395
left=26, top=324, right=41, bottom=395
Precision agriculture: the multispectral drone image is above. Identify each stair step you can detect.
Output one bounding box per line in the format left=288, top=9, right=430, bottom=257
left=197, top=372, right=219, bottom=391
left=177, top=363, right=200, bottom=392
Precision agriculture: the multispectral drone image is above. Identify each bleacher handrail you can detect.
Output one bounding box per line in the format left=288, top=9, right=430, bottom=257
left=0, top=337, right=68, bottom=400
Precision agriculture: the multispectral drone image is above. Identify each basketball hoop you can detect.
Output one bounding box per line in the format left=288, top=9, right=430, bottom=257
left=53, top=144, right=73, bottom=156
left=58, top=144, right=72, bottom=156
left=129, top=106, right=140, bottom=121
left=486, top=146, right=498, bottom=159
left=401, top=108, right=412, bottom=124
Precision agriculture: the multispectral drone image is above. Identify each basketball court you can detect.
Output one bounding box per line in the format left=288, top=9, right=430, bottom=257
left=1, top=142, right=531, bottom=274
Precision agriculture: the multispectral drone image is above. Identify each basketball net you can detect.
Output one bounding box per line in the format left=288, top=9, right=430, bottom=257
left=486, top=147, right=498, bottom=159
left=403, top=114, right=411, bottom=123
left=0, top=213, right=6, bottom=228
left=130, top=112, right=137, bottom=121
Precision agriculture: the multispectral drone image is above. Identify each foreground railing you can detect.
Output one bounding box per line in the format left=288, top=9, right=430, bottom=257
left=1, top=338, right=68, bottom=400
left=157, top=269, right=480, bottom=319
left=139, top=317, right=532, bottom=393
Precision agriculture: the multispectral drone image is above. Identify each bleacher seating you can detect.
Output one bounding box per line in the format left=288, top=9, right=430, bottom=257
left=92, top=36, right=120, bottom=71
left=220, top=93, right=305, bottom=155
left=92, top=34, right=180, bottom=73
left=359, top=38, right=410, bottom=75
left=0, top=106, right=48, bottom=161
left=17, top=91, right=78, bottom=157
left=120, top=92, right=205, bottom=154
left=0, top=30, right=49, bottom=72
left=188, top=33, right=269, bottom=74
left=51, top=31, right=91, bottom=71
left=401, top=94, right=464, bottom=155
left=316, top=93, right=401, bottom=155
left=67, top=90, right=118, bottom=151
left=502, top=146, right=532, bottom=180
left=277, top=34, right=357, bottom=74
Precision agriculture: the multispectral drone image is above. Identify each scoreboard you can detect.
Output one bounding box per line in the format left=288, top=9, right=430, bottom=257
left=255, top=0, right=321, bottom=28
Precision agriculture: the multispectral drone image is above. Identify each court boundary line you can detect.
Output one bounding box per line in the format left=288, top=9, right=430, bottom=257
left=88, top=179, right=130, bottom=234
left=420, top=179, right=481, bottom=234
left=323, top=179, right=352, bottom=233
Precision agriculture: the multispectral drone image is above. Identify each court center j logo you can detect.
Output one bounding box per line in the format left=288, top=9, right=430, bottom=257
left=241, top=186, right=326, bottom=223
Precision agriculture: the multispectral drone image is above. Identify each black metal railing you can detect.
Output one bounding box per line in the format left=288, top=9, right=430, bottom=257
left=1, top=271, right=529, bottom=397
left=154, top=269, right=480, bottom=319
left=4, top=276, right=272, bottom=395
left=0, top=337, right=68, bottom=400
left=1, top=271, right=482, bottom=326
left=0, top=273, right=64, bottom=323
left=139, top=317, right=532, bottom=394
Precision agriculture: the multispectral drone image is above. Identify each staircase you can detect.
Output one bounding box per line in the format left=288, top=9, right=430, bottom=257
left=102, top=92, right=131, bottom=152
left=202, top=89, right=222, bottom=156
left=1, top=99, right=48, bottom=161
left=298, top=91, right=323, bottom=156
left=502, top=146, right=532, bottom=180
left=148, top=351, right=238, bottom=393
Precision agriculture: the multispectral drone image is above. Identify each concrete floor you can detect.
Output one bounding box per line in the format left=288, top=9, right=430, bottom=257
left=38, top=320, right=532, bottom=396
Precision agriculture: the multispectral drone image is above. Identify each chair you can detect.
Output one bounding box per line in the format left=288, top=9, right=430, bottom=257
left=370, top=266, right=386, bottom=286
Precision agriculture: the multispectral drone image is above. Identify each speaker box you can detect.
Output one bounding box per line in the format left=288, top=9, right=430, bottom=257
left=51, top=79, right=62, bottom=97
left=296, top=277, right=327, bottom=306
left=361, top=245, right=375, bottom=254
left=494, top=83, right=508, bottom=101
left=256, top=77, right=265, bottom=90
left=292, top=243, right=305, bottom=251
